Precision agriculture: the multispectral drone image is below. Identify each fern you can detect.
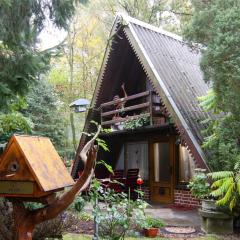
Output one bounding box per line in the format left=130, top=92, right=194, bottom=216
left=208, top=171, right=233, bottom=180
left=211, top=177, right=233, bottom=197
left=216, top=183, right=235, bottom=206
left=209, top=170, right=240, bottom=211
left=211, top=178, right=225, bottom=188
left=229, top=196, right=237, bottom=211
left=237, top=178, right=240, bottom=195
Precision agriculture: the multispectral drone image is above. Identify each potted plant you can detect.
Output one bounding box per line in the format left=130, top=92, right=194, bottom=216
left=188, top=168, right=214, bottom=210
left=123, top=114, right=150, bottom=130
left=143, top=217, right=165, bottom=238
left=189, top=169, right=234, bottom=234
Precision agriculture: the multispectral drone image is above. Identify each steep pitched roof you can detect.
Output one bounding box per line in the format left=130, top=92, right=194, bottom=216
left=72, top=14, right=210, bottom=177
left=1, top=135, right=74, bottom=191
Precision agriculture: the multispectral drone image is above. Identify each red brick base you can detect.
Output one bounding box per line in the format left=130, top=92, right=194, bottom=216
left=141, top=186, right=150, bottom=201
left=174, top=189, right=200, bottom=208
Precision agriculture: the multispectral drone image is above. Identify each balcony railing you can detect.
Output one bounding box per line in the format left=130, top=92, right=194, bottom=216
left=100, top=90, right=170, bottom=130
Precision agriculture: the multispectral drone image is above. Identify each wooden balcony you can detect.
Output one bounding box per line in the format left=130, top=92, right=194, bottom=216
left=100, top=91, right=172, bottom=131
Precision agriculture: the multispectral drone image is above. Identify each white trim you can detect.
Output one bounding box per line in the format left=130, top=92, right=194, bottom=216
left=117, top=13, right=183, bottom=42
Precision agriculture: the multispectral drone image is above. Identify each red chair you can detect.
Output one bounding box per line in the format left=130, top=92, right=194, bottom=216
left=125, top=168, right=139, bottom=198
left=102, top=169, right=126, bottom=192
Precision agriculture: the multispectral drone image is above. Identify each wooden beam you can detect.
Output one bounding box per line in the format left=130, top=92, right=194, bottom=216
left=102, top=113, right=150, bottom=126
left=100, top=91, right=150, bottom=108
left=101, top=102, right=150, bottom=117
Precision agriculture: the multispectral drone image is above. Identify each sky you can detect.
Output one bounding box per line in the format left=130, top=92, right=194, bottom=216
left=39, top=21, right=67, bottom=50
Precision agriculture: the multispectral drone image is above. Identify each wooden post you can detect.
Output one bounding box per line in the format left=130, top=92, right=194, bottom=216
left=149, top=91, right=153, bottom=126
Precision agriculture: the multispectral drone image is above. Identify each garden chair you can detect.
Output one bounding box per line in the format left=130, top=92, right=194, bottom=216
left=125, top=168, right=139, bottom=199
left=101, top=169, right=126, bottom=193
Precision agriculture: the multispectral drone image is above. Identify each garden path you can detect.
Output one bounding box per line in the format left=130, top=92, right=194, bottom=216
left=83, top=203, right=201, bottom=227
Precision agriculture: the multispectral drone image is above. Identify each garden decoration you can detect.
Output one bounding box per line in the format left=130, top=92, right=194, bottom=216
left=189, top=169, right=233, bottom=234
left=0, top=126, right=100, bottom=240
left=143, top=217, right=165, bottom=238
left=136, top=176, right=143, bottom=199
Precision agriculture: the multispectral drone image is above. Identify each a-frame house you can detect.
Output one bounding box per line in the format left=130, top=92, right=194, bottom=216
left=72, top=14, right=210, bottom=206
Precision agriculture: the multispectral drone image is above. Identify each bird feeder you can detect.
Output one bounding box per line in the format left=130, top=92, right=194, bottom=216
left=0, top=135, right=74, bottom=200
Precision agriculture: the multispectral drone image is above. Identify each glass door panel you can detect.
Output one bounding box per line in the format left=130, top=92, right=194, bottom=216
left=153, top=142, right=170, bottom=182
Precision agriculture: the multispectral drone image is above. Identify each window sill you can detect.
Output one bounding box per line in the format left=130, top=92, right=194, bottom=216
left=175, top=183, right=189, bottom=190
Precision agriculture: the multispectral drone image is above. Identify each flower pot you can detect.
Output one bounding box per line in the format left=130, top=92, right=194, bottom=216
left=144, top=228, right=158, bottom=238
left=201, top=199, right=217, bottom=211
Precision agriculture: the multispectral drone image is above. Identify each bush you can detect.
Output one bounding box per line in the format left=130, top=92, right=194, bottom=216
left=188, top=169, right=211, bottom=200
left=72, top=195, right=86, bottom=213
left=89, top=179, right=148, bottom=240
left=33, top=212, right=77, bottom=240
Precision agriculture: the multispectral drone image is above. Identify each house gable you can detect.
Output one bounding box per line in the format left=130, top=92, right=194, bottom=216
left=72, top=14, right=210, bottom=178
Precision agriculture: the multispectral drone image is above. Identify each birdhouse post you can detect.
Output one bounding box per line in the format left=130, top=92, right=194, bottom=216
left=0, top=127, right=100, bottom=240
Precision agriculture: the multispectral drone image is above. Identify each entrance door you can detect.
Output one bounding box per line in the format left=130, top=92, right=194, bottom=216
left=150, top=137, right=174, bottom=203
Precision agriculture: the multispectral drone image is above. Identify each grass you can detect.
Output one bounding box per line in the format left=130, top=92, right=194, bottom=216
left=63, top=233, right=220, bottom=240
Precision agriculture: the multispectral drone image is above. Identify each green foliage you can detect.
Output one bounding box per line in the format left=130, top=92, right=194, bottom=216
left=22, top=79, right=67, bottom=153
left=143, top=217, right=165, bottom=229
left=97, top=160, right=114, bottom=174
left=184, top=1, right=240, bottom=171
left=71, top=195, right=86, bottom=213
left=208, top=170, right=240, bottom=212
left=78, top=212, right=93, bottom=222
left=123, top=114, right=150, bottom=130
left=197, top=89, right=240, bottom=171
left=24, top=202, right=43, bottom=210
left=0, top=112, right=33, bottom=144
left=89, top=179, right=148, bottom=240
left=0, top=0, right=78, bottom=107
left=188, top=169, right=211, bottom=200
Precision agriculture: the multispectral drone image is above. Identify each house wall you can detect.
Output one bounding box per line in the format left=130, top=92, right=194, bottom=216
left=174, top=189, right=200, bottom=208
left=140, top=186, right=200, bottom=208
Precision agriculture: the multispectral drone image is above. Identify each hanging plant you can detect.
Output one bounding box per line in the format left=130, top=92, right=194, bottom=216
left=123, top=114, right=150, bottom=130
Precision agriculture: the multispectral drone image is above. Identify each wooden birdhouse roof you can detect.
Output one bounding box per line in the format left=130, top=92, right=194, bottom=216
left=1, top=135, right=74, bottom=192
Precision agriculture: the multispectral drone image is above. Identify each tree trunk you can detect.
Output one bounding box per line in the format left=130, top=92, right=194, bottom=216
left=12, top=201, right=34, bottom=240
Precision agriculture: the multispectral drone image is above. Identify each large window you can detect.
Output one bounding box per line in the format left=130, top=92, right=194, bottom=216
left=126, top=141, right=148, bottom=180
left=178, top=145, right=195, bottom=183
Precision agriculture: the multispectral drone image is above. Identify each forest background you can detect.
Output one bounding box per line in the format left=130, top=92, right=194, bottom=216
left=0, top=0, right=192, bottom=164
left=1, top=0, right=239, bottom=173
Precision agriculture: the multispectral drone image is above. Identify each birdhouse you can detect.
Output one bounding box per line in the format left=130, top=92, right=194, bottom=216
left=0, top=135, right=74, bottom=199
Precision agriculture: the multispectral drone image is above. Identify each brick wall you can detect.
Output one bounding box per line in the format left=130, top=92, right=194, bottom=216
left=141, top=186, right=150, bottom=201
left=174, top=189, right=200, bottom=208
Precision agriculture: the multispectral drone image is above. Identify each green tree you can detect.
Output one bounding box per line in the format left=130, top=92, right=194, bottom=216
left=0, top=0, right=80, bottom=108
left=22, top=79, right=66, bottom=154
left=49, top=4, right=106, bottom=150
left=184, top=1, right=240, bottom=170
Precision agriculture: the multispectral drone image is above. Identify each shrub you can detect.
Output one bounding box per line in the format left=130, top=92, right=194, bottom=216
left=188, top=169, right=211, bottom=200
left=33, top=212, right=77, bottom=240
left=71, top=195, right=86, bottom=213
left=89, top=179, right=148, bottom=240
